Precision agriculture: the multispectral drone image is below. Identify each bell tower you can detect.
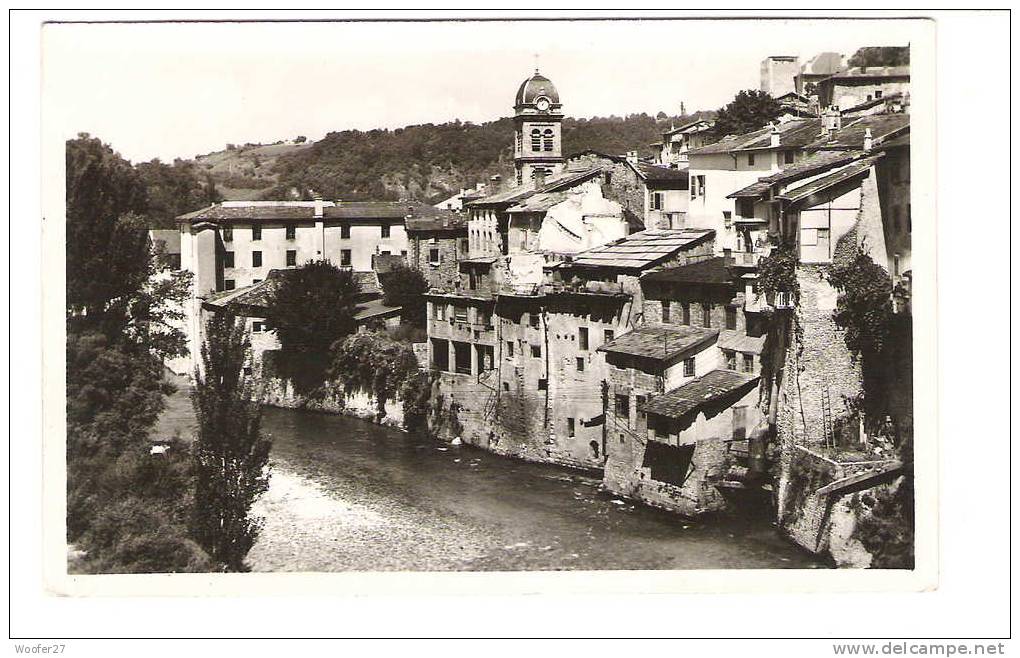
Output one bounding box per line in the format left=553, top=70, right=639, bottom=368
left=513, top=69, right=564, bottom=187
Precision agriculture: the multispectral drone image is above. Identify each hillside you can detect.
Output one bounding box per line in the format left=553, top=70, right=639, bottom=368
left=194, top=111, right=714, bottom=204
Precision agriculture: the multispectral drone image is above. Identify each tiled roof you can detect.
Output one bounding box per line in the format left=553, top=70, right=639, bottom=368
left=642, top=369, right=759, bottom=419
left=405, top=210, right=468, bottom=232
left=179, top=204, right=317, bottom=222
left=806, top=114, right=909, bottom=151
left=662, top=119, right=714, bottom=137
left=830, top=66, right=909, bottom=80
left=726, top=150, right=865, bottom=199
left=568, top=228, right=714, bottom=271
left=717, top=330, right=766, bottom=356
left=777, top=155, right=882, bottom=203
left=324, top=201, right=432, bottom=220
left=352, top=298, right=401, bottom=322
left=372, top=253, right=410, bottom=273
left=630, top=162, right=689, bottom=187
left=506, top=191, right=573, bottom=213
left=203, top=268, right=382, bottom=314
left=598, top=324, right=718, bottom=363
left=352, top=270, right=382, bottom=297
left=641, top=257, right=734, bottom=287
left=687, top=119, right=822, bottom=156
left=879, top=134, right=910, bottom=150
left=467, top=168, right=602, bottom=208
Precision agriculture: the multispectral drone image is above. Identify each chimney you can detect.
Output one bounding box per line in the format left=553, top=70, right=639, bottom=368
left=313, top=194, right=324, bottom=218
left=863, top=127, right=873, bottom=151
left=534, top=169, right=547, bottom=191
left=822, top=105, right=842, bottom=139
left=626, top=150, right=639, bottom=164
left=770, top=123, right=781, bottom=148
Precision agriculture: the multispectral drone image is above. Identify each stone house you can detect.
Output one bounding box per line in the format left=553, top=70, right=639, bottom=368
left=405, top=210, right=468, bottom=291
left=425, top=228, right=718, bottom=472
left=505, top=183, right=626, bottom=255
left=600, top=256, right=767, bottom=516
left=817, top=66, right=910, bottom=112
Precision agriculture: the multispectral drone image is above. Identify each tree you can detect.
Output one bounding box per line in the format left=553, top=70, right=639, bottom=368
left=66, top=135, right=150, bottom=322
left=711, top=90, right=783, bottom=139
left=135, top=158, right=222, bottom=228
left=265, top=260, right=361, bottom=392
left=330, top=331, right=422, bottom=422
left=848, top=46, right=909, bottom=68
left=190, top=312, right=271, bottom=572
left=379, top=263, right=429, bottom=328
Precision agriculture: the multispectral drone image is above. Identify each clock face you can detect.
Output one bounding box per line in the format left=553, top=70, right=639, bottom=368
left=536, top=97, right=550, bottom=111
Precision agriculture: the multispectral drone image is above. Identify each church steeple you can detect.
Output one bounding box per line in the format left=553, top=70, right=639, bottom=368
left=513, top=69, right=564, bottom=187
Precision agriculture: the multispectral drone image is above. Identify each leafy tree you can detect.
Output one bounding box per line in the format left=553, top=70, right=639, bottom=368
left=848, top=46, right=909, bottom=68
left=711, top=90, right=783, bottom=139
left=190, top=312, right=271, bottom=572
left=265, top=260, right=360, bottom=391
left=135, top=158, right=222, bottom=228
left=330, top=331, right=421, bottom=421
left=294, top=135, right=307, bottom=144
left=66, top=135, right=150, bottom=322
left=379, top=263, right=429, bottom=328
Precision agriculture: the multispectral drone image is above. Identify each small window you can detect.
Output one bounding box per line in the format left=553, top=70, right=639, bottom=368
left=576, top=357, right=585, bottom=372
left=252, top=321, right=264, bottom=333
left=460, top=239, right=469, bottom=254
left=381, top=224, right=391, bottom=238
left=538, top=378, right=548, bottom=390
left=875, top=90, right=883, bottom=99
left=682, top=303, right=691, bottom=325
left=725, top=350, right=737, bottom=370
left=286, top=224, right=296, bottom=240
left=702, top=303, right=712, bottom=328
left=651, top=192, right=663, bottom=211
left=683, top=357, right=695, bottom=377
left=433, top=303, right=445, bottom=321
left=530, top=313, right=540, bottom=329
left=340, top=223, right=351, bottom=239
left=662, top=302, right=671, bottom=323
left=506, top=341, right=514, bottom=357
left=531, top=344, right=541, bottom=358
left=429, top=248, right=440, bottom=265
left=784, top=150, right=795, bottom=165
left=224, top=279, right=235, bottom=291
left=454, top=307, right=468, bottom=323
left=251, top=225, right=261, bottom=241
left=567, top=418, right=575, bottom=438
left=743, top=353, right=754, bottom=373
left=604, top=329, right=614, bottom=343
left=222, top=224, right=233, bottom=241
left=636, top=395, right=646, bottom=422
left=224, top=251, right=235, bottom=268
left=243, top=366, right=252, bottom=377
left=579, top=327, right=589, bottom=350
left=503, top=382, right=510, bottom=392
left=615, top=394, right=629, bottom=418
left=748, top=153, right=755, bottom=166
left=341, top=249, right=352, bottom=267
left=604, top=171, right=612, bottom=186
left=252, top=251, right=262, bottom=268
left=286, top=250, right=297, bottom=267
left=726, top=306, right=737, bottom=330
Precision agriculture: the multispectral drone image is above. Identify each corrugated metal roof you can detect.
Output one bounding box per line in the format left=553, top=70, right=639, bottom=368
left=598, top=324, right=718, bottom=362
left=806, top=114, right=909, bottom=151
left=568, top=228, right=715, bottom=271
left=642, top=369, right=759, bottom=419
left=726, top=150, right=865, bottom=199
left=777, top=155, right=882, bottom=203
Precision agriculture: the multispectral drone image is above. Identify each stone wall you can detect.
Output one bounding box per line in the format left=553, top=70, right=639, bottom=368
left=408, top=231, right=466, bottom=291
left=262, top=376, right=405, bottom=429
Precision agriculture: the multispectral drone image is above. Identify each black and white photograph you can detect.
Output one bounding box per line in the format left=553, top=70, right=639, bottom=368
left=11, top=7, right=1013, bottom=648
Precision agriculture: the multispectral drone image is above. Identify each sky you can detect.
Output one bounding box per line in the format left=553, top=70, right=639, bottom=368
left=43, top=18, right=918, bottom=163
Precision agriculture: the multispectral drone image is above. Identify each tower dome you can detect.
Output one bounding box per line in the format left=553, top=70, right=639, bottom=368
left=515, top=70, right=560, bottom=107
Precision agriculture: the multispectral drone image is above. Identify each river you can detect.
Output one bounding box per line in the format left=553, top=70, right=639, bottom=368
left=236, top=406, right=824, bottom=572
